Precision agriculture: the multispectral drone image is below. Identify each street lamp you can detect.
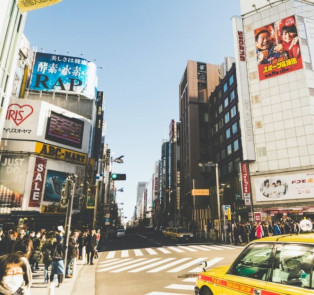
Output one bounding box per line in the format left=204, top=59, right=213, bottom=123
left=199, top=161, right=222, bottom=242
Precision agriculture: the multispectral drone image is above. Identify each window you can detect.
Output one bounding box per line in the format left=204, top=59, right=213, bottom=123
left=227, top=144, right=232, bottom=155
left=204, top=112, right=209, bottom=122
left=224, top=97, right=229, bottom=108
left=228, top=243, right=273, bottom=281
left=215, top=110, right=218, bottom=118
left=218, top=89, right=222, bottom=98
left=234, top=139, right=239, bottom=151
left=225, top=112, right=230, bottom=124
left=230, top=90, right=235, bottom=101
left=220, top=133, right=225, bottom=144
left=214, top=123, right=218, bottom=133
left=223, top=82, right=228, bottom=93
left=226, top=128, right=231, bottom=139
left=271, top=244, right=314, bottom=289
left=219, top=118, right=224, bottom=129
left=232, top=122, right=238, bottom=134
left=229, top=74, right=234, bottom=85
left=231, top=105, right=237, bottom=117
left=218, top=104, right=223, bottom=114
left=228, top=161, right=233, bottom=173
left=221, top=148, right=226, bottom=160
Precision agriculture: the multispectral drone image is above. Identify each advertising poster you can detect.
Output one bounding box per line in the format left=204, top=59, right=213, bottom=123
left=30, top=52, right=97, bottom=99
left=255, top=15, right=303, bottom=80
left=43, top=169, right=67, bottom=202
left=0, top=155, right=28, bottom=208
left=255, top=172, right=314, bottom=202
left=45, top=111, right=84, bottom=149
left=28, top=157, right=47, bottom=208
left=86, top=186, right=96, bottom=209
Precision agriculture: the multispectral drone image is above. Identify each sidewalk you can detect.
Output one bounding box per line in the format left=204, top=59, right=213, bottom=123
left=31, top=257, right=97, bottom=295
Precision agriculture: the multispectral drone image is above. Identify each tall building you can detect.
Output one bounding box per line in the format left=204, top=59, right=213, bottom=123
left=0, top=0, right=26, bottom=140
left=179, top=60, right=220, bottom=230
left=234, top=0, right=314, bottom=221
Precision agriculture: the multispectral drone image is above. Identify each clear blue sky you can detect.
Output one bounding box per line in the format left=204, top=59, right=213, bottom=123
left=24, top=0, right=241, bottom=220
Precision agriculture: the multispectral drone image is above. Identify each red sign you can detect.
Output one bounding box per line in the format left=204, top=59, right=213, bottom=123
left=241, top=162, right=251, bottom=195
left=6, top=103, right=34, bottom=126
left=238, top=31, right=245, bottom=61
left=254, top=212, right=262, bottom=222
left=28, top=157, right=47, bottom=207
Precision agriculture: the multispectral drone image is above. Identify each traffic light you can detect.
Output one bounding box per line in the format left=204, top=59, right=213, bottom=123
left=111, top=173, right=126, bottom=180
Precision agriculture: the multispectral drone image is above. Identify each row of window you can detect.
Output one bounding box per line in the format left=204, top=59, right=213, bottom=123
left=218, top=138, right=240, bottom=161
left=216, top=90, right=236, bottom=117
left=213, top=120, right=238, bottom=138
left=219, top=157, right=241, bottom=177
left=223, top=74, right=235, bottom=93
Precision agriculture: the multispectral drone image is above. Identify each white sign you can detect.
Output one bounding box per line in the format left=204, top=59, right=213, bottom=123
left=232, top=17, right=256, bottom=161
left=299, top=219, right=313, bottom=232
left=255, top=172, right=314, bottom=202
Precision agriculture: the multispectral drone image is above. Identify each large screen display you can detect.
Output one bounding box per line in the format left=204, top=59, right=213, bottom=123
left=45, top=111, right=84, bottom=149
left=255, top=15, right=303, bottom=80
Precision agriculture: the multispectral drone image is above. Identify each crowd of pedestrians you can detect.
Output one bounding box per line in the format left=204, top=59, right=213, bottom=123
left=225, top=217, right=302, bottom=245
left=0, top=227, right=101, bottom=294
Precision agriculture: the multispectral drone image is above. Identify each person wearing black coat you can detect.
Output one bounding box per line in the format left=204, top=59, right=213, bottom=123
left=85, top=229, right=97, bottom=265
left=50, top=235, right=64, bottom=287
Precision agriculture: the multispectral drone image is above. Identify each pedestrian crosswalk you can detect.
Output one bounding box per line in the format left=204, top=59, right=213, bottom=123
left=146, top=277, right=197, bottom=295
left=103, top=244, right=243, bottom=259
left=97, top=256, right=223, bottom=274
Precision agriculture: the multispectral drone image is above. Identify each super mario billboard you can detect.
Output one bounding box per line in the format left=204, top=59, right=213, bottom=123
left=255, top=15, right=303, bottom=81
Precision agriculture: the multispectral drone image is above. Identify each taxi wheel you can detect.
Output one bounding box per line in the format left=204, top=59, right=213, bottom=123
left=200, top=287, right=213, bottom=295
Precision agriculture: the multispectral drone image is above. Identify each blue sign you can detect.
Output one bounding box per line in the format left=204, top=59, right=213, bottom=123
left=30, top=52, right=97, bottom=99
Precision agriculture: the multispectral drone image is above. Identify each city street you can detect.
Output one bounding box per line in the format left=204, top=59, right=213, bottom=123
left=95, top=231, right=243, bottom=295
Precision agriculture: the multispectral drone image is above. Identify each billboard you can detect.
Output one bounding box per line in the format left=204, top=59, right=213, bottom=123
left=0, top=155, right=29, bottom=209
left=255, top=172, right=314, bottom=202
left=45, top=111, right=84, bottom=149
left=43, top=169, right=67, bottom=202
left=255, top=15, right=303, bottom=81
left=30, top=52, right=97, bottom=99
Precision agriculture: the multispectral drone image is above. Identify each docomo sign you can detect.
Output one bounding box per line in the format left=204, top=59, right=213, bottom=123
left=238, top=31, right=245, bottom=61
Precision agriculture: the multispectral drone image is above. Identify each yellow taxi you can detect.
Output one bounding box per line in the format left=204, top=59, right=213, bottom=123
left=170, top=227, right=194, bottom=242
left=163, top=227, right=173, bottom=239
left=195, top=231, right=314, bottom=295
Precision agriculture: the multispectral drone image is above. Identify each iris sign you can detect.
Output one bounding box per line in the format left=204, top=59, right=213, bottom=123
left=30, top=52, right=97, bottom=99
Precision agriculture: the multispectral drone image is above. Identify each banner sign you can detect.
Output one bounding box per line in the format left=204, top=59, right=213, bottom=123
left=255, top=15, right=303, bottom=81
left=18, top=0, right=63, bottom=12
left=43, top=169, right=67, bottom=202
left=255, top=172, right=314, bottom=202
left=35, top=142, right=87, bottom=165
left=28, top=157, right=47, bottom=208
left=0, top=155, right=28, bottom=209
left=240, top=162, right=251, bottom=205
left=30, top=52, right=97, bottom=99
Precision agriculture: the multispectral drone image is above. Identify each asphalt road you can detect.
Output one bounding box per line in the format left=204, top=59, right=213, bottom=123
left=95, top=230, right=244, bottom=295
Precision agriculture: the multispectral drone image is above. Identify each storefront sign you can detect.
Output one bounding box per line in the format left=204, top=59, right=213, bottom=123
left=191, top=189, right=209, bottom=196
left=28, top=157, right=47, bottom=208
left=18, top=0, right=63, bottom=12
left=254, top=212, right=262, bottom=222
left=35, top=142, right=87, bottom=165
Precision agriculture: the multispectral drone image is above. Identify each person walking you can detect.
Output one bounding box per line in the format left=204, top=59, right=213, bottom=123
left=85, top=229, right=97, bottom=265
left=41, top=232, right=54, bottom=284
left=256, top=222, right=264, bottom=239
left=65, top=231, right=78, bottom=278
left=50, top=235, right=64, bottom=287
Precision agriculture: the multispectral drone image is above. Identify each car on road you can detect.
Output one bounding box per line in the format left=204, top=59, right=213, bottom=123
left=163, top=227, right=173, bottom=239
left=116, top=228, right=126, bottom=238
left=170, top=227, right=194, bottom=242
left=195, top=231, right=314, bottom=295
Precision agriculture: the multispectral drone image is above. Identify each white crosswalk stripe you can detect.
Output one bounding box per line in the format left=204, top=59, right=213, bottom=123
left=147, top=258, right=191, bottom=273
left=201, top=245, right=222, bottom=250
left=188, top=245, right=210, bottom=251
left=129, top=258, right=176, bottom=273
left=189, top=257, right=224, bottom=273
left=98, top=258, right=119, bottom=265
left=165, top=284, right=195, bottom=291
left=106, top=251, right=116, bottom=258
left=146, top=292, right=187, bottom=295
left=145, top=248, right=158, bottom=255
left=178, top=246, right=197, bottom=252
left=134, top=249, right=144, bottom=256
left=167, top=246, right=184, bottom=253
left=98, top=258, right=143, bottom=272
left=111, top=258, right=160, bottom=273
left=121, top=250, right=129, bottom=257
left=98, top=258, right=128, bottom=267
left=182, top=277, right=197, bottom=283
left=156, top=247, right=171, bottom=254
left=167, top=257, right=207, bottom=273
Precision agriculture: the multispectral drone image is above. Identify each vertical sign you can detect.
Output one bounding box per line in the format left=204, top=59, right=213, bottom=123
left=254, top=212, right=262, bottom=222
left=240, top=162, right=251, bottom=206
left=232, top=16, right=256, bottom=161
left=28, top=157, right=47, bottom=207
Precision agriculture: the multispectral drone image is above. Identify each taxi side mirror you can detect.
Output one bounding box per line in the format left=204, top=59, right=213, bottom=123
left=200, top=261, right=207, bottom=272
